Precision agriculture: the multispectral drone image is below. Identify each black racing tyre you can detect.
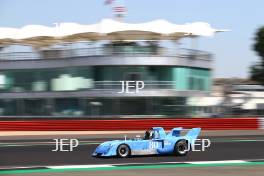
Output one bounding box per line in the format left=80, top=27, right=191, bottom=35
left=174, top=140, right=189, bottom=156
left=117, top=144, right=131, bottom=158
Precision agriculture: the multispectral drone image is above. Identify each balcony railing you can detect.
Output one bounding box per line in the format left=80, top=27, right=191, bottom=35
left=93, top=81, right=176, bottom=90
left=0, top=47, right=212, bottom=61
left=0, top=81, right=179, bottom=93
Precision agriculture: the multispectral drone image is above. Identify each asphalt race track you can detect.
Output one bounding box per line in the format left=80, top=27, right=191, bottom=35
left=1, top=135, right=264, bottom=168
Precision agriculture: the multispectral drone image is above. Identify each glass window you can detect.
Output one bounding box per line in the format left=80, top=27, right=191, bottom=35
left=54, top=98, right=83, bottom=116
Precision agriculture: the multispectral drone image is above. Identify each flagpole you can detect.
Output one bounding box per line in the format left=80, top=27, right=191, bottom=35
left=105, top=0, right=126, bottom=22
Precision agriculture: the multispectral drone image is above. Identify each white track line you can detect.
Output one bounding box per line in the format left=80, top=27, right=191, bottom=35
left=111, top=161, right=185, bottom=166
left=49, top=164, right=115, bottom=169
left=2, top=159, right=264, bottom=171
left=186, top=160, right=247, bottom=164
left=47, top=159, right=253, bottom=169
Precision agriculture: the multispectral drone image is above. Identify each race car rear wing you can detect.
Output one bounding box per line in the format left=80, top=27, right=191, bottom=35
left=167, top=127, right=201, bottom=139
left=186, top=128, right=201, bottom=139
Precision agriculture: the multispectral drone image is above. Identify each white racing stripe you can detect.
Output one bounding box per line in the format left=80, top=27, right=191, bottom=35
left=187, top=160, right=247, bottom=164
left=48, top=164, right=115, bottom=169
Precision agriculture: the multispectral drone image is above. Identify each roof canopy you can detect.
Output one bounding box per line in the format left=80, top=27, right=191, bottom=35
left=0, top=19, right=227, bottom=47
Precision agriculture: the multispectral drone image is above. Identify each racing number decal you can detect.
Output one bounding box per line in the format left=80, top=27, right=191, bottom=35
left=149, top=141, right=159, bottom=149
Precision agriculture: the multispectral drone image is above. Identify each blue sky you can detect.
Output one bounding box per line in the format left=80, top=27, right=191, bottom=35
left=0, top=0, right=263, bottom=78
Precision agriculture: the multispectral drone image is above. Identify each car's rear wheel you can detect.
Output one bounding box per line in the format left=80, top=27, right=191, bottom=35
left=174, top=140, right=189, bottom=156
left=117, top=144, right=131, bottom=158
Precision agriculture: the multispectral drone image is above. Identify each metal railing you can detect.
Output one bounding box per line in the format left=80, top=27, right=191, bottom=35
left=0, top=81, right=178, bottom=93
left=93, top=81, right=176, bottom=90
left=0, top=47, right=212, bottom=61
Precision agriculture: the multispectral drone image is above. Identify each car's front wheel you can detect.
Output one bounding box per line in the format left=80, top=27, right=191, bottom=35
left=174, top=140, right=189, bottom=156
left=117, top=144, right=131, bottom=158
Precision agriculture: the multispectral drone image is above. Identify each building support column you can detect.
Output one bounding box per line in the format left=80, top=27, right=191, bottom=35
left=45, top=99, right=54, bottom=116
left=16, top=99, right=25, bottom=116
left=79, top=98, right=86, bottom=116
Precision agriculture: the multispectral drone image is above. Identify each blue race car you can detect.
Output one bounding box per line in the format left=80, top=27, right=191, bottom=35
left=92, top=127, right=201, bottom=158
